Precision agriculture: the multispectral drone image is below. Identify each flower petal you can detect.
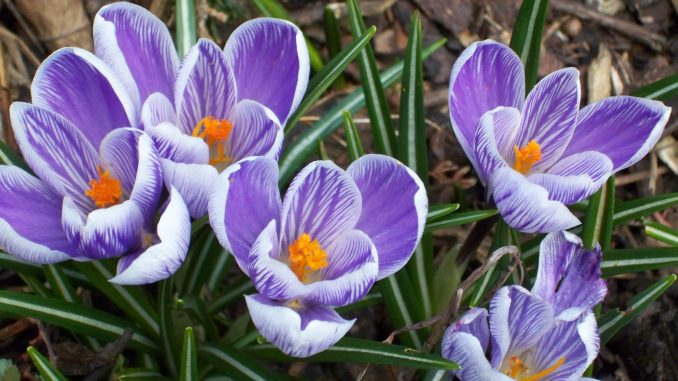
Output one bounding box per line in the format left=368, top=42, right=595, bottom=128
left=140, top=92, right=177, bottom=130
left=304, top=230, right=379, bottom=307
left=472, top=107, right=519, bottom=185
left=527, top=151, right=613, bottom=205
left=224, top=18, right=309, bottom=124
left=94, top=2, right=179, bottom=105
left=110, top=188, right=190, bottom=285
left=444, top=308, right=490, bottom=353
left=161, top=160, right=218, bottom=219
left=10, top=103, right=99, bottom=211
left=175, top=39, right=237, bottom=135
left=489, top=167, right=580, bottom=233
left=563, top=96, right=671, bottom=172
left=227, top=100, right=283, bottom=161
left=532, top=232, right=607, bottom=319
left=449, top=40, right=525, bottom=165
left=0, top=166, right=74, bottom=263
left=516, top=68, right=581, bottom=171
left=346, top=154, right=427, bottom=279
left=281, top=161, right=362, bottom=251
left=489, top=286, right=554, bottom=368
left=31, top=48, right=136, bottom=146
left=245, top=294, right=354, bottom=358
left=146, top=122, right=209, bottom=164
left=441, top=332, right=512, bottom=381
left=209, top=156, right=281, bottom=271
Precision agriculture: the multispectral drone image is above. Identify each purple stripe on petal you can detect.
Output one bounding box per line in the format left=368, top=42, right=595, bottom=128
left=10, top=103, right=99, bottom=211
left=0, top=166, right=74, bottom=263
left=527, top=151, right=613, bottom=205
left=516, top=68, right=581, bottom=171
left=141, top=92, right=177, bottom=130
left=224, top=18, right=310, bottom=124
left=282, top=161, right=362, bottom=252
left=441, top=332, right=512, bottom=381
left=472, top=107, right=518, bottom=185
left=161, top=160, right=218, bottom=219
left=99, top=128, right=138, bottom=194
left=31, top=48, right=136, bottom=146
left=110, top=188, right=190, bottom=285
left=347, top=155, right=427, bottom=279
left=304, top=230, right=378, bottom=307
left=245, top=294, right=354, bottom=358
left=146, top=122, right=209, bottom=164
left=563, top=96, right=671, bottom=172
left=175, top=39, right=237, bottom=135
left=227, top=100, right=283, bottom=162
left=208, top=156, right=282, bottom=271
left=449, top=40, right=525, bottom=166
left=489, top=167, right=580, bottom=233
left=444, top=308, right=490, bottom=353
left=94, top=2, right=179, bottom=106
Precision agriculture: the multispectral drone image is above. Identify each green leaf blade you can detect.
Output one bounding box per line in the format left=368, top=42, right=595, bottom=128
left=510, top=0, right=549, bottom=91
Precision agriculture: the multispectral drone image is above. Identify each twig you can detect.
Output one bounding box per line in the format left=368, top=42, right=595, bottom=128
left=550, top=0, right=666, bottom=51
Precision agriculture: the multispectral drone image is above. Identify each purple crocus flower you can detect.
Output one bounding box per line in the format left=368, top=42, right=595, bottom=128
left=0, top=6, right=191, bottom=284
left=94, top=3, right=309, bottom=219
left=441, top=231, right=606, bottom=381
left=449, top=40, right=671, bottom=233
left=208, top=154, right=428, bottom=357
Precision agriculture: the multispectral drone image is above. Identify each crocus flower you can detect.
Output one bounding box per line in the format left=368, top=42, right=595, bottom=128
left=441, top=231, right=606, bottom=381
left=449, top=40, right=671, bottom=232
left=1, top=14, right=190, bottom=284
left=94, top=3, right=309, bottom=218
left=208, top=154, right=427, bottom=357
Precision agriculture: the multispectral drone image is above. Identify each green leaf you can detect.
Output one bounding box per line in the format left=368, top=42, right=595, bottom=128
left=601, top=248, right=678, bottom=277
left=180, top=328, right=198, bottom=381
left=510, top=0, right=549, bottom=91
left=158, top=278, right=178, bottom=378
left=278, top=39, right=446, bottom=185
left=427, top=204, right=460, bottom=223
left=181, top=231, right=228, bottom=295
left=251, top=0, right=324, bottom=72
left=347, top=0, right=396, bottom=155
left=424, top=209, right=498, bottom=233
left=74, top=261, right=159, bottom=338
left=599, top=274, right=676, bottom=344
left=323, top=6, right=346, bottom=89
left=342, top=111, right=365, bottom=162
left=0, top=140, right=28, bottom=170
left=581, top=177, right=615, bottom=250
left=0, top=359, right=20, bottom=381
left=117, top=368, right=173, bottom=381
left=200, top=343, right=282, bottom=381
left=207, top=278, right=255, bottom=315
left=284, top=26, right=377, bottom=134
left=632, top=73, right=678, bottom=101
left=0, top=291, right=158, bottom=353
left=378, top=272, right=424, bottom=348
left=246, top=337, right=459, bottom=370
left=645, top=220, right=678, bottom=246
left=175, top=0, right=196, bottom=57
left=613, top=192, right=678, bottom=227
left=335, top=291, right=382, bottom=315
left=27, top=347, right=67, bottom=381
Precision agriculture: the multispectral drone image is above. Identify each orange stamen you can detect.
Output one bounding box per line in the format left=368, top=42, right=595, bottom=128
left=85, top=166, right=123, bottom=208
left=288, top=233, right=328, bottom=282
left=513, top=140, right=542, bottom=174
left=521, top=357, right=566, bottom=381
left=192, top=116, right=234, bottom=165
left=504, top=355, right=566, bottom=381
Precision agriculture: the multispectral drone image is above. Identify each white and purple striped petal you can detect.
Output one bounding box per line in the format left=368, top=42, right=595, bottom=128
left=442, top=332, right=512, bottom=381
left=227, top=100, right=283, bottom=162
left=473, top=107, right=519, bottom=185
left=146, top=122, right=208, bottom=164
left=161, top=160, right=218, bottom=219
left=140, top=93, right=177, bottom=131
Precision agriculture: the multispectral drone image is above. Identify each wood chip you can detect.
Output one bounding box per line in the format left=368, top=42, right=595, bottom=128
left=587, top=42, right=612, bottom=103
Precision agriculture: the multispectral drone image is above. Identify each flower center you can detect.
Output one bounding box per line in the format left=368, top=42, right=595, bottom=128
left=288, top=233, right=328, bottom=282
left=192, top=116, right=234, bottom=165
left=504, top=355, right=566, bottom=381
left=513, top=140, right=542, bottom=174
left=85, top=166, right=123, bottom=208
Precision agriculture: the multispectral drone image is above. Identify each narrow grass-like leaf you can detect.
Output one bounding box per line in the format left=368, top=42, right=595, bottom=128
left=19, top=273, right=51, bottom=297
left=510, top=0, right=549, bottom=91
left=599, top=274, right=676, bottom=344
left=342, top=111, right=365, bottom=162
left=27, top=347, right=67, bottom=381
left=182, top=295, right=220, bottom=341
left=181, top=231, right=227, bottom=295
left=424, top=209, right=498, bottom=233
left=0, top=291, right=158, bottom=352
left=347, top=0, right=396, bottom=155
left=613, top=192, right=678, bottom=227
left=117, top=368, right=172, bottom=380
left=581, top=177, right=615, bottom=250
left=632, top=73, right=678, bottom=101
left=0, top=140, right=28, bottom=169
left=427, top=204, right=460, bottom=223
left=200, top=343, right=281, bottom=381
left=379, top=272, right=424, bottom=348
left=285, top=26, right=377, bottom=134
left=645, top=220, right=678, bottom=246
left=180, top=327, right=198, bottom=381
left=278, top=39, right=446, bottom=185
left=175, top=0, right=196, bottom=57
left=601, top=248, right=678, bottom=277
left=74, top=261, right=159, bottom=338
left=208, top=278, right=255, bottom=315
left=251, top=0, right=324, bottom=71
left=158, top=278, right=178, bottom=378
left=246, top=337, right=459, bottom=370
left=324, top=6, right=345, bottom=89
left=335, top=292, right=382, bottom=314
